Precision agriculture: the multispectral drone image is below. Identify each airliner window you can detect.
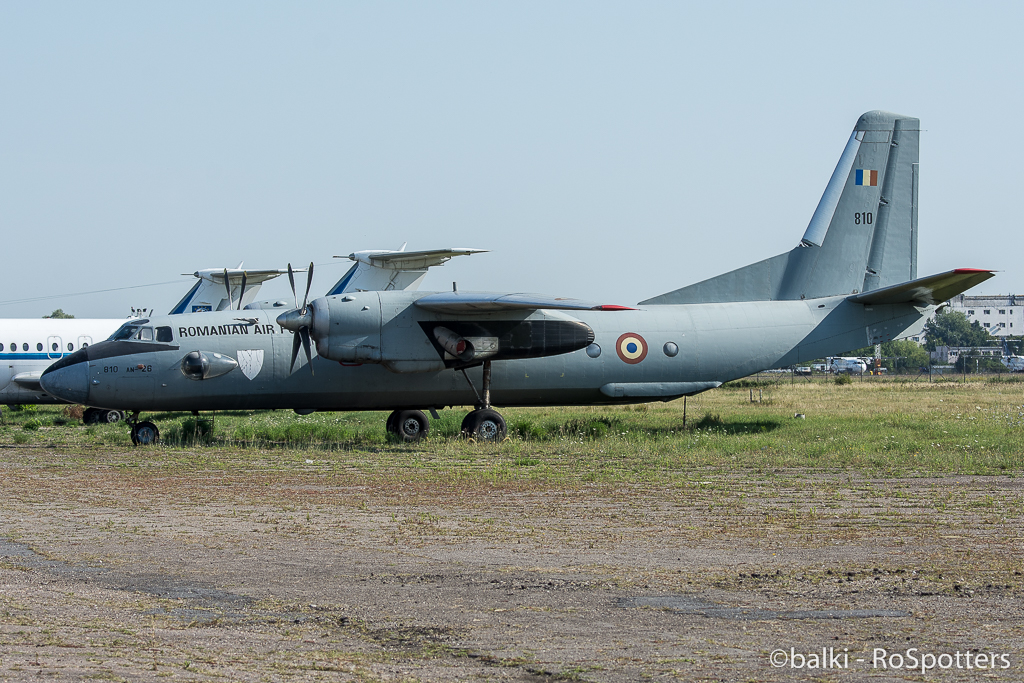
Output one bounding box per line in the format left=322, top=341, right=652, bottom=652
left=36, top=343, right=43, bottom=352
left=22, top=343, right=28, bottom=351
left=51, top=342, right=58, bottom=352
left=111, top=324, right=140, bottom=341
left=67, top=343, right=74, bottom=351
left=9, top=343, right=15, bottom=351
left=156, top=326, right=173, bottom=342
left=138, top=327, right=154, bottom=341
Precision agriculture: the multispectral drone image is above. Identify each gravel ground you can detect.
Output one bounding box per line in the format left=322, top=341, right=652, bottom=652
left=1, top=448, right=1022, bottom=681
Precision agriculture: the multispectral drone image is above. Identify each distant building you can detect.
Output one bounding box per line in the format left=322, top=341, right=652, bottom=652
left=946, top=294, right=1020, bottom=337
left=931, top=345, right=1003, bottom=364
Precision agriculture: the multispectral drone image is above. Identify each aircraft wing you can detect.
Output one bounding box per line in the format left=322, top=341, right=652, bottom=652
left=847, top=268, right=995, bottom=306
left=414, top=292, right=636, bottom=313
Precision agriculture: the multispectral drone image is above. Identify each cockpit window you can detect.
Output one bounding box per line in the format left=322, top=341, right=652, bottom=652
left=110, top=323, right=168, bottom=342
left=111, top=324, right=139, bottom=341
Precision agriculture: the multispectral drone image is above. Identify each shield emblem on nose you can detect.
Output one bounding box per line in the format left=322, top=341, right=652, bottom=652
left=237, top=350, right=265, bottom=380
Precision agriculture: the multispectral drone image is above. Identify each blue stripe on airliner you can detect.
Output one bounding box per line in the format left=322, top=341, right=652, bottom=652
left=0, top=353, right=67, bottom=361
left=327, top=263, right=359, bottom=296
left=169, top=280, right=203, bottom=315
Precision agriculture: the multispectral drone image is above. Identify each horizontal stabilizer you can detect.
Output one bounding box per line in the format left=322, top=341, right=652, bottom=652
left=327, top=246, right=487, bottom=295
left=847, top=268, right=995, bottom=306
left=415, top=292, right=634, bottom=314
left=342, top=248, right=488, bottom=270
left=189, top=268, right=296, bottom=284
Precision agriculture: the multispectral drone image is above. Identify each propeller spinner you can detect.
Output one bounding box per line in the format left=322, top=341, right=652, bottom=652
left=276, top=262, right=316, bottom=374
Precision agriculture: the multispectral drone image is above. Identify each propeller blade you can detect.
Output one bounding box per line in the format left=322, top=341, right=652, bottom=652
left=299, top=327, right=314, bottom=375
left=223, top=268, right=232, bottom=310
left=287, top=263, right=297, bottom=309
left=289, top=328, right=301, bottom=373
left=302, top=262, right=314, bottom=310
left=238, top=271, right=247, bottom=310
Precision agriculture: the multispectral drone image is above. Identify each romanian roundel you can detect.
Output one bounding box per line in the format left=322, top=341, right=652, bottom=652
left=615, top=332, right=648, bottom=364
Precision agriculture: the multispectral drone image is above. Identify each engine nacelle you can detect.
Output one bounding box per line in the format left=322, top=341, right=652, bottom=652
left=306, top=291, right=595, bottom=371
left=309, top=295, right=383, bottom=363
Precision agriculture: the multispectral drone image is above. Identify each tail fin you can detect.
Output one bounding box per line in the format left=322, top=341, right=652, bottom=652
left=641, top=110, right=920, bottom=305
left=168, top=268, right=290, bottom=314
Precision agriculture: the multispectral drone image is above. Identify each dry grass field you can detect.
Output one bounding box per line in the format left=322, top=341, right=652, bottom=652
left=2, top=377, right=1023, bottom=681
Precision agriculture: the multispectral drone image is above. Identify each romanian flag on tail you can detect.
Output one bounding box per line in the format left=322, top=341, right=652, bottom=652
left=855, top=169, right=878, bottom=186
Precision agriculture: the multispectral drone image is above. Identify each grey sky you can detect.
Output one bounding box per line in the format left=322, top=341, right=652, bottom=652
left=1, top=2, right=1020, bottom=318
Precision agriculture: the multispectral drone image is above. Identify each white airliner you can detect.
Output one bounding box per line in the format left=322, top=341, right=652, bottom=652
left=1, top=248, right=483, bottom=417
left=828, top=357, right=868, bottom=374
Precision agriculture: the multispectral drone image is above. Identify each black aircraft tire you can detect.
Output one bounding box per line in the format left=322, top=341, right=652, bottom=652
left=461, top=409, right=507, bottom=442
left=83, top=408, right=102, bottom=425
left=389, top=410, right=429, bottom=442
left=103, top=410, right=124, bottom=424
left=131, top=421, right=160, bottom=446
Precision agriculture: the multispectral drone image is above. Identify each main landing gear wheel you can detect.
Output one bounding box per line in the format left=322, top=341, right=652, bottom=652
left=130, top=420, right=160, bottom=446
left=83, top=408, right=123, bottom=425
left=386, top=409, right=429, bottom=442
left=461, top=408, right=507, bottom=442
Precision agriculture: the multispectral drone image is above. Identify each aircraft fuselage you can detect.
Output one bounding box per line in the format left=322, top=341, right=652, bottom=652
left=43, top=290, right=929, bottom=413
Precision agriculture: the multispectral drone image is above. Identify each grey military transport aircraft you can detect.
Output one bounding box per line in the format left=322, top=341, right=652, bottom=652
left=41, top=111, right=995, bottom=445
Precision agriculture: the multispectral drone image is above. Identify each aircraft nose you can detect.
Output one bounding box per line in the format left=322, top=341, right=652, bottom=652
left=40, top=358, right=90, bottom=405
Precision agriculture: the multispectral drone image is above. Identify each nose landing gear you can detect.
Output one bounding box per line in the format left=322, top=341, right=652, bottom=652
left=125, top=411, right=160, bottom=446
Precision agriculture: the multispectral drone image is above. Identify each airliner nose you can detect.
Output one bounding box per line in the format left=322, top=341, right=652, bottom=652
left=40, top=357, right=90, bottom=405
